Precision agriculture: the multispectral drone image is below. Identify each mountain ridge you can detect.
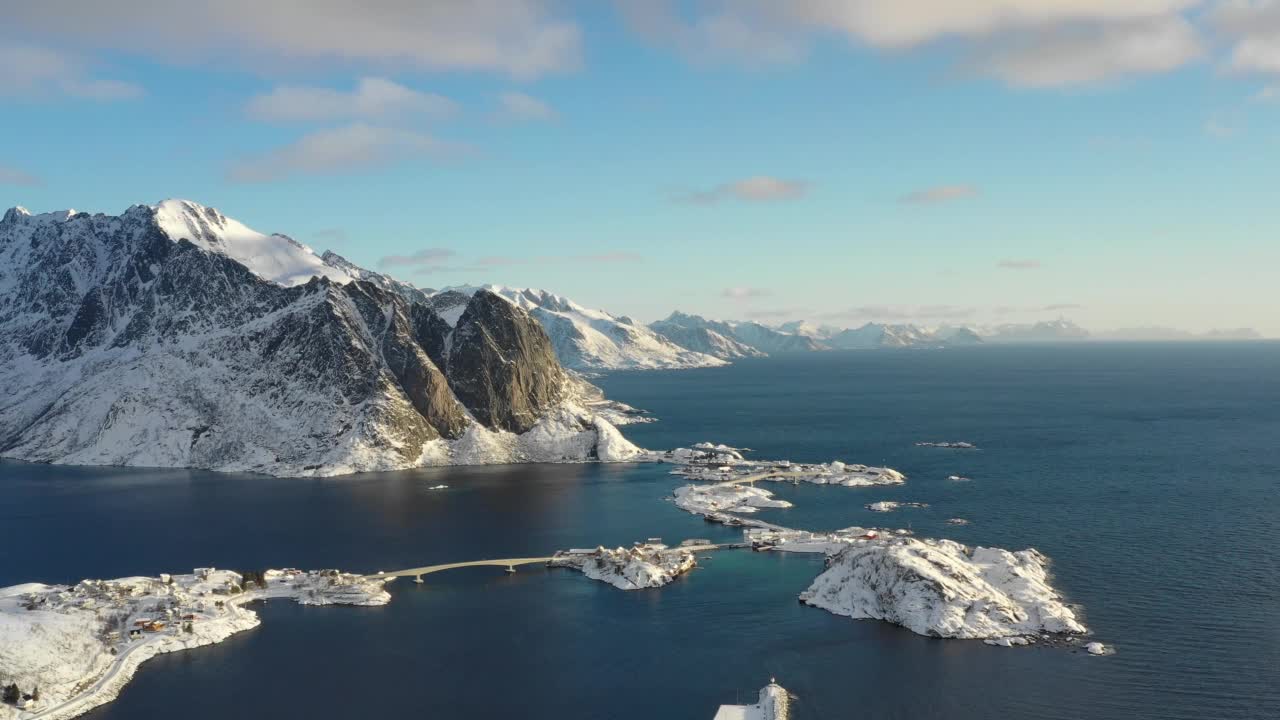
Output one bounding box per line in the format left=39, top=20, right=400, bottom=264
left=0, top=200, right=640, bottom=477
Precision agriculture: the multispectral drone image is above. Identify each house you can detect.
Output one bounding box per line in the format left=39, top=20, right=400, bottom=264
left=143, top=621, right=167, bottom=632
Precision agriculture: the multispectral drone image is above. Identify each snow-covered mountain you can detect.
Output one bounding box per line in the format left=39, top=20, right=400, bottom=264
left=979, top=319, right=1091, bottom=343
left=649, top=312, right=821, bottom=358
left=438, top=287, right=726, bottom=371
left=653, top=313, right=983, bottom=354
left=819, top=324, right=977, bottom=348
left=0, top=201, right=639, bottom=477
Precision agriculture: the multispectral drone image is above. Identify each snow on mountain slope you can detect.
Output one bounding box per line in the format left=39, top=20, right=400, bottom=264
left=649, top=312, right=824, bottom=357
left=318, top=250, right=431, bottom=304
left=0, top=202, right=639, bottom=477
left=642, top=319, right=764, bottom=361
left=435, top=286, right=726, bottom=371
left=979, top=319, right=1090, bottom=343
left=825, top=323, right=951, bottom=349
left=153, top=199, right=350, bottom=287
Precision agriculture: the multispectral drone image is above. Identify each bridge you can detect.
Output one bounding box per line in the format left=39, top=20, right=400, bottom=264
left=366, top=542, right=745, bottom=584
left=368, top=557, right=555, bottom=584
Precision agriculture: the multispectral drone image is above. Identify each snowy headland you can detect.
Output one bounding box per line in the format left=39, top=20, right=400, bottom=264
left=0, top=569, right=389, bottom=720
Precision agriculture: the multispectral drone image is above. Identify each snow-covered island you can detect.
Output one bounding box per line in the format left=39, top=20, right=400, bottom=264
left=656, top=443, right=906, bottom=488
left=674, top=483, right=793, bottom=516
left=798, top=535, right=1086, bottom=642
left=916, top=441, right=977, bottom=449
left=865, top=501, right=929, bottom=512
left=653, top=445, right=1093, bottom=648
left=656, top=443, right=906, bottom=531
left=549, top=541, right=702, bottom=590
left=0, top=569, right=389, bottom=720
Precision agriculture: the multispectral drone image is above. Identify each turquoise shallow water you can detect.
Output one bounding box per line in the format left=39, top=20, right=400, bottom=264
left=2, top=342, right=1278, bottom=719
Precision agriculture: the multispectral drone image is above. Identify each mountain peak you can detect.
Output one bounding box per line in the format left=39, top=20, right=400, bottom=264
left=151, top=199, right=351, bottom=287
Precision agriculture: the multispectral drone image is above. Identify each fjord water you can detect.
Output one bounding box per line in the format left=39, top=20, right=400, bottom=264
left=3, top=343, right=1278, bottom=719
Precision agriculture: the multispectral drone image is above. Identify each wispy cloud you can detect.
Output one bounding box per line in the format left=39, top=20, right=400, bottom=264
left=378, top=248, right=457, bottom=270
left=722, top=286, right=772, bottom=300
left=818, top=305, right=980, bottom=323
left=1204, top=113, right=1242, bottom=138
left=618, top=0, right=1202, bottom=86
left=900, top=185, right=979, bottom=205
left=3, top=1, right=581, bottom=78
left=494, top=91, right=557, bottom=121
left=675, top=176, right=809, bottom=205
left=970, top=15, right=1203, bottom=88
left=0, top=164, right=41, bottom=186
left=473, top=252, right=643, bottom=267
left=246, top=77, right=456, bottom=123
left=1213, top=1, right=1280, bottom=76
left=312, top=228, right=348, bottom=246
left=0, top=44, right=142, bottom=101
left=576, top=251, right=643, bottom=263
left=997, top=259, right=1042, bottom=270
left=745, top=308, right=808, bottom=320
left=227, top=124, right=468, bottom=183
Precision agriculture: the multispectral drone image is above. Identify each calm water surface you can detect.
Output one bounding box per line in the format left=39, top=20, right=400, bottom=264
left=2, top=343, right=1278, bottom=719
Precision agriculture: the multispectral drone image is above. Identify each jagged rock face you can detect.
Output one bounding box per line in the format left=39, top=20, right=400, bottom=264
left=340, top=281, right=469, bottom=440
left=320, top=250, right=432, bottom=305
left=0, top=202, right=627, bottom=476
left=447, top=290, right=565, bottom=433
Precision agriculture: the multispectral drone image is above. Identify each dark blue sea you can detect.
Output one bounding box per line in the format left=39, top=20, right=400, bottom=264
left=2, top=343, right=1278, bottom=719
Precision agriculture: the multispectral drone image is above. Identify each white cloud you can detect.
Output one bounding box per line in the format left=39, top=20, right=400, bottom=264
left=972, top=15, right=1204, bottom=87
left=378, top=248, right=457, bottom=269
left=619, top=0, right=1203, bottom=86
left=5, top=1, right=580, bottom=78
left=997, top=259, right=1042, bottom=270
left=676, top=176, right=809, bottom=204
left=227, top=124, right=466, bottom=183
left=0, top=44, right=142, bottom=100
left=0, top=165, right=41, bottom=186
left=722, top=286, right=772, bottom=300
left=246, top=77, right=456, bottom=122
left=1213, top=0, right=1280, bottom=75
left=495, top=92, right=557, bottom=121
left=900, top=185, right=979, bottom=205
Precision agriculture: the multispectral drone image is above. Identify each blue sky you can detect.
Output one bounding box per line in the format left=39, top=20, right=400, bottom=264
left=3, top=1, right=1278, bottom=334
